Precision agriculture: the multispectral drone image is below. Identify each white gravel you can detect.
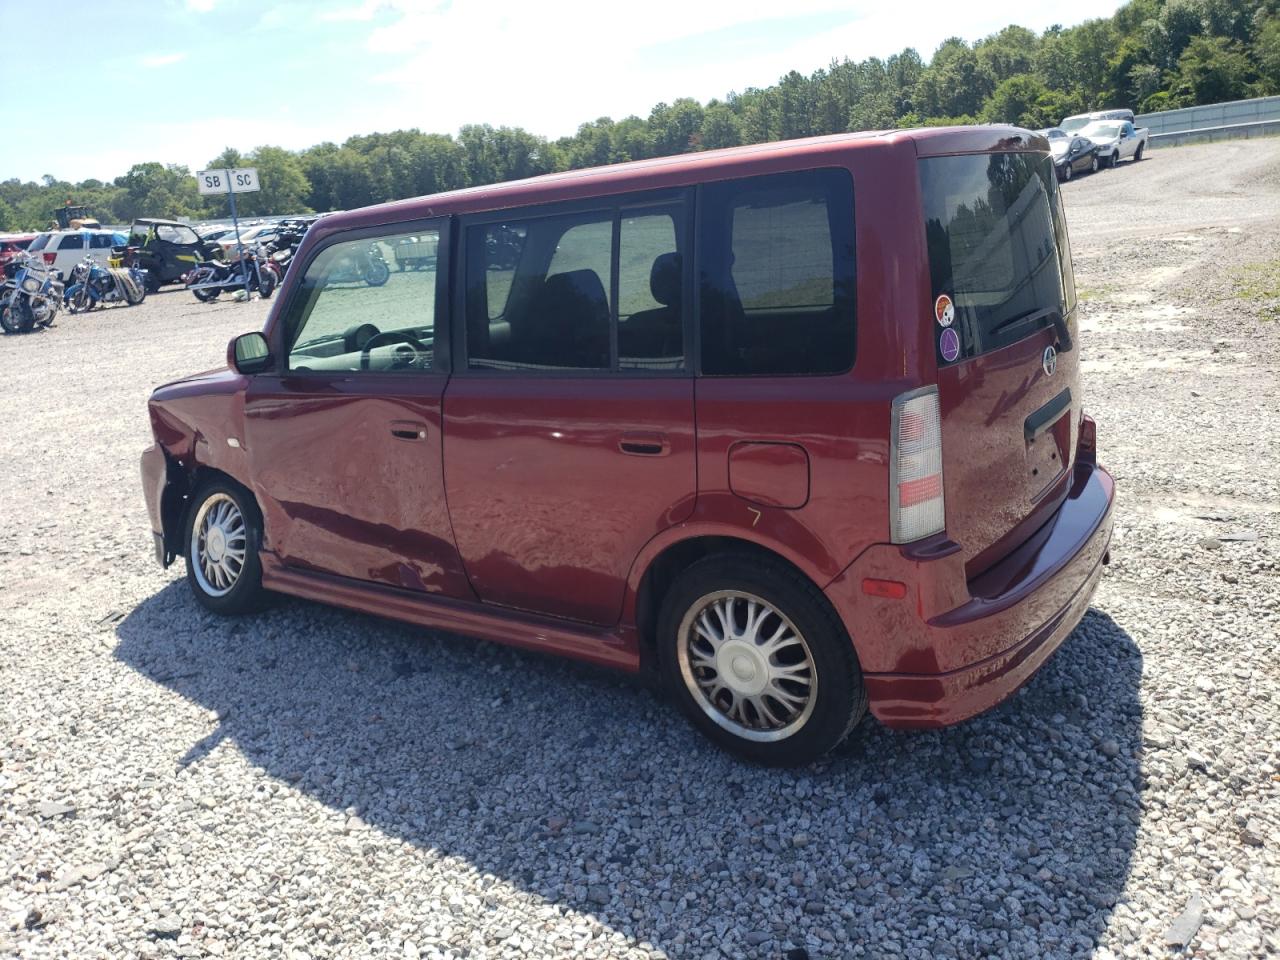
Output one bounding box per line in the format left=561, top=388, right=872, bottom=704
left=2, top=138, right=1278, bottom=959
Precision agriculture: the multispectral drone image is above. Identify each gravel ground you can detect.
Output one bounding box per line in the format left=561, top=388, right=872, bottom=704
left=2, top=138, right=1278, bottom=960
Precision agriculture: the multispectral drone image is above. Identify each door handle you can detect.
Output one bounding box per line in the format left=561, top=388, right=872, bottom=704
left=618, top=432, right=670, bottom=456
left=390, top=420, right=428, bottom=441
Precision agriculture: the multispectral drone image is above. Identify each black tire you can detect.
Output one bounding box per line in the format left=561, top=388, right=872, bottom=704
left=1133, top=143, right=1144, bottom=162
left=1091, top=156, right=1099, bottom=173
left=183, top=478, right=267, bottom=616
left=192, top=285, right=220, bottom=302
left=144, top=271, right=161, bottom=294
left=364, top=259, right=391, bottom=287
left=1110, top=151, right=1120, bottom=169
left=1062, top=164, right=1072, bottom=182
left=657, top=554, right=867, bottom=766
left=0, top=299, right=21, bottom=334
left=258, top=270, right=277, bottom=299
left=68, top=288, right=90, bottom=314
left=4, top=296, right=34, bottom=333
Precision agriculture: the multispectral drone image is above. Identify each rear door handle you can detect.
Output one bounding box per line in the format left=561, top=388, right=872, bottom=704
left=390, top=420, right=428, bottom=441
left=618, top=432, right=670, bottom=456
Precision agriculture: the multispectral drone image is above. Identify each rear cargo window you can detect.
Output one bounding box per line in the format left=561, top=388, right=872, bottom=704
left=920, top=152, right=1075, bottom=362
left=699, top=169, right=855, bottom=376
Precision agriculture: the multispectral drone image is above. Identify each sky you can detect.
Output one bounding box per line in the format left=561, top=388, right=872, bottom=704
left=2, top=0, right=1126, bottom=184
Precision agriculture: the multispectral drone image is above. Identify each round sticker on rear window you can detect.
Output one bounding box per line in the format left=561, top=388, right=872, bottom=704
left=939, top=327, right=960, bottom=363
left=934, top=293, right=955, bottom=327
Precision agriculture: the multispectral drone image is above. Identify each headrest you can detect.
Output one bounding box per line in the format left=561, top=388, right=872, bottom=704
left=542, top=269, right=608, bottom=315
left=649, top=252, right=681, bottom=307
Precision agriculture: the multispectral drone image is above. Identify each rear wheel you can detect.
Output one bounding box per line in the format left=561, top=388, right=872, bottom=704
left=184, top=480, right=266, bottom=615
left=364, top=259, right=390, bottom=287
left=658, top=555, right=867, bottom=766
left=1133, top=143, right=1144, bottom=162
left=192, top=284, right=220, bottom=302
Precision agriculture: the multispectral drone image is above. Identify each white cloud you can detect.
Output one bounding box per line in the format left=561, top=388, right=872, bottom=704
left=363, top=0, right=1124, bottom=137
left=319, top=0, right=394, bottom=23
left=140, top=52, right=188, bottom=68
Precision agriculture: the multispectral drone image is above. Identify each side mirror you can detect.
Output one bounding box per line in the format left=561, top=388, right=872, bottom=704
left=229, top=332, right=272, bottom=374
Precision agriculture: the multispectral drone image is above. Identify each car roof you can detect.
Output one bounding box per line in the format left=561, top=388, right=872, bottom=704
left=132, top=218, right=195, bottom=227
left=309, top=126, right=1042, bottom=241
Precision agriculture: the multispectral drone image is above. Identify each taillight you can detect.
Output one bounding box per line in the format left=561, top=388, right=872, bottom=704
left=890, top=386, right=945, bottom=543
left=1078, top=412, right=1097, bottom=465
left=42, top=252, right=56, bottom=265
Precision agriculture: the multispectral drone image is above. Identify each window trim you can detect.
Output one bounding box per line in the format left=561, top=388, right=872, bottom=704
left=271, top=216, right=451, bottom=378
left=694, top=166, right=858, bottom=379
left=453, top=188, right=694, bottom=380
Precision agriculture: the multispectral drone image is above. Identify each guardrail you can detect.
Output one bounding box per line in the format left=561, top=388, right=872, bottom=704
left=1138, top=95, right=1280, bottom=148
left=1149, top=119, right=1280, bottom=148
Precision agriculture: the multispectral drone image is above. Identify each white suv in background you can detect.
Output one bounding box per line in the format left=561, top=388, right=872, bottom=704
left=25, top=229, right=128, bottom=280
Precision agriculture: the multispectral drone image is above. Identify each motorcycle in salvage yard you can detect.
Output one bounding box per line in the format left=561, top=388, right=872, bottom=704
left=185, top=243, right=277, bottom=302
left=64, top=254, right=148, bottom=313
left=2, top=254, right=64, bottom=334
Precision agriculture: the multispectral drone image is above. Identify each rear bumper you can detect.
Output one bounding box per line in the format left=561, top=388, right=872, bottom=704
left=826, top=462, right=1114, bottom=728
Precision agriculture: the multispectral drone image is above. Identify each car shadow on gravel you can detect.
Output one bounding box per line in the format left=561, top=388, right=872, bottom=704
left=115, top=583, right=1143, bottom=958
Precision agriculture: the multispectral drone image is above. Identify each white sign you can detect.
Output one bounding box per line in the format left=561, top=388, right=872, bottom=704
left=195, top=168, right=261, bottom=195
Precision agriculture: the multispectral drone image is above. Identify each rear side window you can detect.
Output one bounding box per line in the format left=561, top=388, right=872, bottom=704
left=464, top=195, right=689, bottom=373
left=919, top=152, right=1075, bottom=362
left=90, top=234, right=114, bottom=249
left=699, top=169, right=855, bottom=376
left=58, top=234, right=85, bottom=251
left=27, top=235, right=50, bottom=252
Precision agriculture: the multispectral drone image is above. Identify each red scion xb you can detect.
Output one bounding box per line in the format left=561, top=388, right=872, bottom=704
left=141, top=127, right=1114, bottom=766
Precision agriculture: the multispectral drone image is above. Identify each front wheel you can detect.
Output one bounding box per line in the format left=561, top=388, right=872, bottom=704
left=191, top=281, right=220, bottom=302
left=67, top=287, right=91, bottom=314
left=658, top=555, right=867, bottom=766
left=1062, top=164, right=1072, bottom=182
left=3, top=296, right=34, bottom=333
left=184, top=480, right=266, bottom=615
left=1091, top=156, right=1099, bottom=173
left=364, top=259, right=391, bottom=287
left=1110, top=151, right=1120, bottom=169
left=257, top=270, right=277, bottom=299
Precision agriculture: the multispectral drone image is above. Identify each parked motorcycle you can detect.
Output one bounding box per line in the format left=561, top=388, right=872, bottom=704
left=185, top=244, right=277, bottom=301
left=1, top=254, right=64, bottom=334
left=64, top=254, right=147, bottom=313
left=326, top=241, right=390, bottom=287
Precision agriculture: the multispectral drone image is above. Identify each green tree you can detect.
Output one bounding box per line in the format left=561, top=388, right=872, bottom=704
left=1171, top=35, right=1257, bottom=103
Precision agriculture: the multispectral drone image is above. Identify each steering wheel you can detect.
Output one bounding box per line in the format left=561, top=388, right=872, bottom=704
left=361, top=330, right=429, bottom=370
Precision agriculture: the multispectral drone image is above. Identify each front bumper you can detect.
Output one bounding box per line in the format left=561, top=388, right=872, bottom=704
left=141, top=443, right=178, bottom=567
left=826, top=462, right=1114, bottom=727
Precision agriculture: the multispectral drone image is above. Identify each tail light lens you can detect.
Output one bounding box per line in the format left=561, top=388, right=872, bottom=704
left=42, top=252, right=56, bottom=265
left=1078, top=412, right=1097, bottom=465
left=890, top=386, right=945, bottom=543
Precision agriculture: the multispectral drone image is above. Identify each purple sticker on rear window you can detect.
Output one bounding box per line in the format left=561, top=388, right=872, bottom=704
left=939, top=327, right=960, bottom=363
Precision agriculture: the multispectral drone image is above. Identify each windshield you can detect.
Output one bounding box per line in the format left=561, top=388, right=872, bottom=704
left=919, top=152, right=1076, bottom=361
left=1042, top=129, right=1066, bottom=140
left=1081, top=122, right=1122, bottom=138
left=1060, top=117, right=1089, bottom=133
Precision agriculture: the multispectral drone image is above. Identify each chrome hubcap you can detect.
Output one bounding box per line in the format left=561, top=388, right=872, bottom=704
left=191, top=493, right=247, bottom=597
left=677, top=590, right=817, bottom=743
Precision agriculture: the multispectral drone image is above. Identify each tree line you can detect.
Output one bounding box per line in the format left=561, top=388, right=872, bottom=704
left=2, top=0, right=1277, bottom=232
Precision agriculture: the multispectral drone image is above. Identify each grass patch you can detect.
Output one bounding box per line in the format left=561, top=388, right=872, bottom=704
left=1233, top=259, right=1280, bottom=320
left=1075, top=283, right=1116, bottom=301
